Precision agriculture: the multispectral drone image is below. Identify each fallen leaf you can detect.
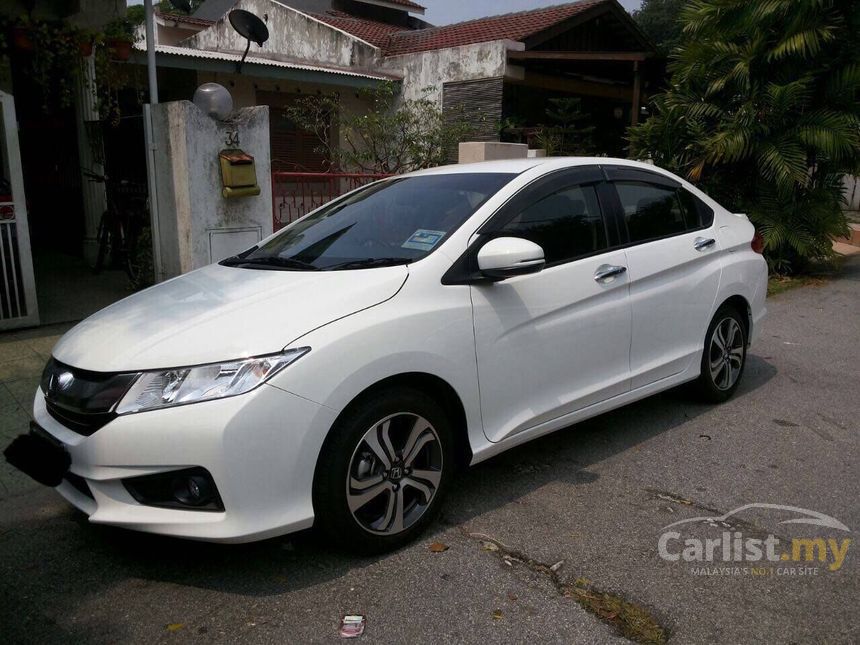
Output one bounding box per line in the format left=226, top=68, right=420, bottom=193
left=429, top=542, right=449, bottom=553
left=550, top=560, right=564, bottom=572
left=481, top=541, right=499, bottom=552
left=166, top=623, right=184, bottom=632
left=492, top=610, right=503, bottom=620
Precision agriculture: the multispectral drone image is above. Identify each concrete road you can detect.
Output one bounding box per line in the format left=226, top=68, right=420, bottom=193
left=1, top=260, right=858, bottom=644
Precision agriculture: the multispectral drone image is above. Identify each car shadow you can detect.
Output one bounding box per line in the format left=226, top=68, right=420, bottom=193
left=0, top=355, right=776, bottom=638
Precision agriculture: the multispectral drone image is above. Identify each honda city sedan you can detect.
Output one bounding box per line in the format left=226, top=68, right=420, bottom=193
left=6, top=158, right=767, bottom=552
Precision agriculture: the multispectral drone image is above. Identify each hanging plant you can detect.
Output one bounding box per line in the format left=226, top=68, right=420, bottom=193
left=91, top=33, right=146, bottom=127
left=102, top=16, right=138, bottom=62
left=0, top=17, right=101, bottom=112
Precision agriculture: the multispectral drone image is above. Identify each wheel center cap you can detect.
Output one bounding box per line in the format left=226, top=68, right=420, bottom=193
left=389, top=464, right=404, bottom=481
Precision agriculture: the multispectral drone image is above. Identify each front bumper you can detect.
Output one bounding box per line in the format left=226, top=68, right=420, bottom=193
left=31, top=383, right=337, bottom=543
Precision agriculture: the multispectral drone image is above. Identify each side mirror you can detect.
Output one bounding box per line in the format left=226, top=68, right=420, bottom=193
left=477, top=236, right=545, bottom=281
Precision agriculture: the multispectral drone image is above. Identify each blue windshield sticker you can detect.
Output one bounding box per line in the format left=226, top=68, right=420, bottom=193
left=402, top=229, right=447, bottom=251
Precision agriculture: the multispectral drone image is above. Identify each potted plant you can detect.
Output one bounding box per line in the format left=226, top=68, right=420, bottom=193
left=103, top=17, right=137, bottom=61
left=10, top=17, right=35, bottom=52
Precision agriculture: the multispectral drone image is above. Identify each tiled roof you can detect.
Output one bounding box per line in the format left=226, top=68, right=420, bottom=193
left=155, top=11, right=215, bottom=27
left=310, top=11, right=405, bottom=49
left=385, top=0, right=607, bottom=56
left=358, top=0, right=425, bottom=10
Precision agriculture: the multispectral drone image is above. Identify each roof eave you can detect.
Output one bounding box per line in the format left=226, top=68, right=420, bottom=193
left=353, top=0, right=425, bottom=15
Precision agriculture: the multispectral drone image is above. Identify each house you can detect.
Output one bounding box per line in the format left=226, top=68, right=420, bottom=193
left=0, top=0, right=659, bottom=330
left=138, top=0, right=660, bottom=169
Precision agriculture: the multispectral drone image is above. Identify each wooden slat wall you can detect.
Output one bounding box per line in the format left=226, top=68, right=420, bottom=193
left=442, top=77, right=504, bottom=161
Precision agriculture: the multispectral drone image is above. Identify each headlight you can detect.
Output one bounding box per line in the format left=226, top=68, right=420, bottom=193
left=116, top=348, right=310, bottom=414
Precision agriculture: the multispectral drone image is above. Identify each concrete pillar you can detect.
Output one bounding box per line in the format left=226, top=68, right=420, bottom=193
left=458, top=142, right=529, bottom=163
left=149, top=101, right=272, bottom=278
left=73, top=55, right=107, bottom=266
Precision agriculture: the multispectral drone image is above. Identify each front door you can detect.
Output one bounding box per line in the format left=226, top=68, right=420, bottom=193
left=470, top=169, right=631, bottom=443
left=0, top=90, right=39, bottom=330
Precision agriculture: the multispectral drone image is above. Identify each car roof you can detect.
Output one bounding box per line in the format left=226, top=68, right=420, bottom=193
left=407, top=156, right=668, bottom=177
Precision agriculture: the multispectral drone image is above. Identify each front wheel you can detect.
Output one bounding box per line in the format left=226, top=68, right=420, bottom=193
left=694, top=305, right=747, bottom=403
left=313, top=388, right=454, bottom=554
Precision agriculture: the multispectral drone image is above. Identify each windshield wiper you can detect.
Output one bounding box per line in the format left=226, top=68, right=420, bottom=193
left=323, top=257, right=413, bottom=271
left=221, top=256, right=319, bottom=271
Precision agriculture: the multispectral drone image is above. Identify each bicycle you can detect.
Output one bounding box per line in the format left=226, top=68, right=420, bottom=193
left=84, top=170, right=150, bottom=285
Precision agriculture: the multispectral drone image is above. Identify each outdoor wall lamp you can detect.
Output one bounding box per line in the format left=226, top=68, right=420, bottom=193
left=193, top=83, right=233, bottom=121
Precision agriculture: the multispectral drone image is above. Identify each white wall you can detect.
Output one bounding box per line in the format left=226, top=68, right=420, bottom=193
left=382, top=40, right=511, bottom=105
left=182, top=0, right=380, bottom=70
left=150, top=101, right=273, bottom=278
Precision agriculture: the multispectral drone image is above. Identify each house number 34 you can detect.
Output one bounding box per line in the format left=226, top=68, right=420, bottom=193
left=225, top=130, right=240, bottom=147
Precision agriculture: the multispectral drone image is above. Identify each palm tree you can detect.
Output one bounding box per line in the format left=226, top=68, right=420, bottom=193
left=630, top=0, right=860, bottom=272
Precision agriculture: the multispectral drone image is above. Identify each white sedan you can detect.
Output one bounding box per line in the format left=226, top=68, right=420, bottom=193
left=5, top=158, right=767, bottom=552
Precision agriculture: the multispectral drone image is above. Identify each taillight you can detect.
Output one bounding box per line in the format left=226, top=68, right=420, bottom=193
left=751, top=231, right=765, bottom=254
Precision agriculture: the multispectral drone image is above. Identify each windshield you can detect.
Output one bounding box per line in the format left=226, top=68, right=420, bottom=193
left=223, top=173, right=515, bottom=271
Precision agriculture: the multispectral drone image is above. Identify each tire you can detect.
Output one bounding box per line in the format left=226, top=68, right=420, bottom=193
left=693, top=304, right=748, bottom=403
left=313, top=387, right=454, bottom=554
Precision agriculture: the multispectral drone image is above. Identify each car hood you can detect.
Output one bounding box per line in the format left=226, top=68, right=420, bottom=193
left=52, top=263, right=408, bottom=372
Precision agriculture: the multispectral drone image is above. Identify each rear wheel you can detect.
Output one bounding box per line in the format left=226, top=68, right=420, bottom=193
left=313, top=387, right=454, bottom=553
left=694, top=305, right=747, bottom=403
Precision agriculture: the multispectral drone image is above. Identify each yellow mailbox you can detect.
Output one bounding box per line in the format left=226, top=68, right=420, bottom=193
left=219, top=149, right=261, bottom=198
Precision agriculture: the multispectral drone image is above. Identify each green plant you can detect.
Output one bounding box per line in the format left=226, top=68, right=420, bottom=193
left=102, top=16, right=137, bottom=42
left=286, top=83, right=472, bottom=174
left=632, top=0, right=688, bottom=54
left=541, top=97, right=595, bottom=156
left=5, top=17, right=88, bottom=111
left=629, top=0, right=860, bottom=273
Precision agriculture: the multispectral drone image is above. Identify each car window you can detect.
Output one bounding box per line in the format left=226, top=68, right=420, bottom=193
left=233, top=173, right=515, bottom=271
left=615, top=181, right=695, bottom=243
left=500, top=183, right=608, bottom=264
left=678, top=188, right=715, bottom=228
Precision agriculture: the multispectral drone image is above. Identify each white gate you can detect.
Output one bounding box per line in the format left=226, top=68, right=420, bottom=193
left=0, top=90, right=39, bottom=330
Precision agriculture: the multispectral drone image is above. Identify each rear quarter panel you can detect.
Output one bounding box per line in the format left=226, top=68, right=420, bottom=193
left=713, top=211, right=768, bottom=343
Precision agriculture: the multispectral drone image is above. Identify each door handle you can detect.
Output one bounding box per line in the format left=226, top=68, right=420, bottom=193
left=694, top=237, right=716, bottom=251
left=594, top=264, right=627, bottom=281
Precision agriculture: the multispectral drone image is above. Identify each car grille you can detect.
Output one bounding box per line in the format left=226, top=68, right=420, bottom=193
left=41, top=359, right=139, bottom=436
left=45, top=401, right=116, bottom=436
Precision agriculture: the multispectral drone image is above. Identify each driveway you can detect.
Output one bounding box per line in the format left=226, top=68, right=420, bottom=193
left=1, top=259, right=858, bottom=644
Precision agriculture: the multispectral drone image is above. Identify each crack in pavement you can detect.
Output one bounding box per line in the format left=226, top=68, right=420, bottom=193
left=644, top=488, right=791, bottom=543
left=461, top=529, right=667, bottom=644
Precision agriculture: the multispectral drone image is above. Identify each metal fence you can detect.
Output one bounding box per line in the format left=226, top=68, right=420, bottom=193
left=0, top=201, right=27, bottom=320
left=271, top=172, right=391, bottom=231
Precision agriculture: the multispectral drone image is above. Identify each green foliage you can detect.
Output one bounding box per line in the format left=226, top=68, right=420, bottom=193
left=540, top=97, right=595, bottom=156
left=630, top=0, right=860, bottom=273
left=632, top=0, right=688, bottom=53
left=102, top=16, right=138, bottom=41
left=285, top=82, right=471, bottom=174
left=126, top=5, right=146, bottom=25
left=0, top=17, right=89, bottom=111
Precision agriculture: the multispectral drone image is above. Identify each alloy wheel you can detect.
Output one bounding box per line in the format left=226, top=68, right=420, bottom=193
left=708, top=317, right=744, bottom=391
left=346, top=413, right=443, bottom=535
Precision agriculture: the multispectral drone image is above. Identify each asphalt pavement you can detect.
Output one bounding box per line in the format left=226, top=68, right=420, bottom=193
left=1, top=259, right=858, bottom=644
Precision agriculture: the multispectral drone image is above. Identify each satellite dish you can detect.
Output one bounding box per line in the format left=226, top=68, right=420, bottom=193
left=229, top=9, right=270, bottom=73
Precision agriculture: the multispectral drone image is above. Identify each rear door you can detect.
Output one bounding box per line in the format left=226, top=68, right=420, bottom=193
left=468, top=167, right=632, bottom=443
left=603, top=166, right=722, bottom=389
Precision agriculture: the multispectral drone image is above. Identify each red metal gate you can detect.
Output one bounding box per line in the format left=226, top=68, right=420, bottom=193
left=271, top=172, right=391, bottom=231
